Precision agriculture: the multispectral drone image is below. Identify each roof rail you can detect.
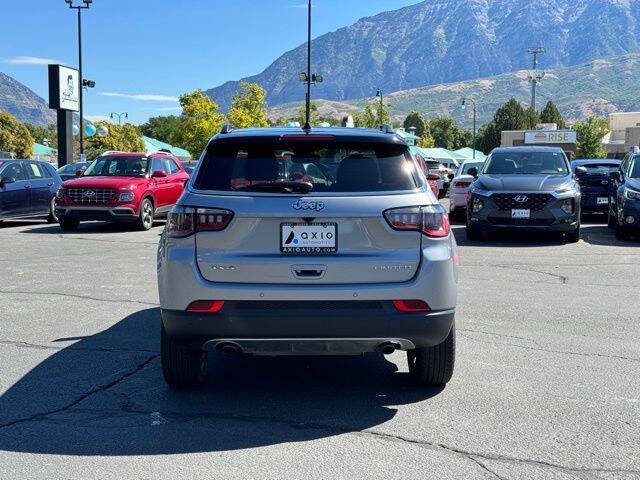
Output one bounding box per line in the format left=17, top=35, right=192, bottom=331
left=379, top=124, right=394, bottom=134
left=220, top=124, right=235, bottom=134
left=147, top=150, right=174, bottom=156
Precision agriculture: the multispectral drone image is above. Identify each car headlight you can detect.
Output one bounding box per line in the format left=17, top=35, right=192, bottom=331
left=472, top=197, right=484, bottom=213
left=118, top=192, right=135, bottom=202
left=561, top=198, right=574, bottom=214
left=624, top=187, right=640, bottom=200
left=55, top=188, right=64, bottom=200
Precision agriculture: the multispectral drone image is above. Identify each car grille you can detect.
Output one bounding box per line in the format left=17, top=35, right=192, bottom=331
left=491, top=193, right=554, bottom=211
left=67, top=188, right=115, bottom=204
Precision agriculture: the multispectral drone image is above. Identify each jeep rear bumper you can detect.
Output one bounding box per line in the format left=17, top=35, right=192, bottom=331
left=161, top=302, right=455, bottom=354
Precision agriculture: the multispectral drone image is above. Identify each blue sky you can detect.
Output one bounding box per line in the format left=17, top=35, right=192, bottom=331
left=1, top=0, right=419, bottom=125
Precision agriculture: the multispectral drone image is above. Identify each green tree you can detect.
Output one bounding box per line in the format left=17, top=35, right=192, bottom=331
left=476, top=98, right=537, bottom=153
left=173, top=90, right=225, bottom=158
left=375, top=101, right=391, bottom=126
left=227, top=82, right=269, bottom=128
left=403, top=112, right=428, bottom=138
left=297, top=102, right=319, bottom=126
left=0, top=110, right=34, bottom=158
left=539, top=101, right=567, bottom=129
left=353, top=105, right=377, bottom=128
left=138, top=115, right=181, bottom=144
left=417, top=135, right=435, bottom=148
left=429, top=116, right=469, bottom=149
left=574, top=116, right=609, bottom=159
left=84, top=122, right=145, bottom=160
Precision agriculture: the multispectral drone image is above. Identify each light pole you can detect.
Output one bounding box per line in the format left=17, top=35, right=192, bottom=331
left=298, top=0, right=322, bottom=131
left=110, top=112, right=128, bottom=125
left=462, top=98, right=477, bottom=159
left=65, top=0, right=92, bottom=157
left=376, top=88, right=384, bottom=126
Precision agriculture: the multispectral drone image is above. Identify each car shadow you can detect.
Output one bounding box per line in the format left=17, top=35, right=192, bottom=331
left=452, top=225, right=569, bottom=247
left=20, top=220, right=166, bottom=235
left=0, top=308, right=441, bottom=456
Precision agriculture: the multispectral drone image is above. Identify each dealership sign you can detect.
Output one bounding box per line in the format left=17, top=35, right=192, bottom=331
left=48, top=64, right=80, bottom=112
left=524, top=130, right=577, bottom=144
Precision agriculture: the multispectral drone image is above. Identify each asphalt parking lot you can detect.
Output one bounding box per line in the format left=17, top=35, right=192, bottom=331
left=0, top=207, right=639, bottom=480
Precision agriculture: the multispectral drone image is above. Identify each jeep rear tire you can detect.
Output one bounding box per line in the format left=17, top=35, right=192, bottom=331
left=161, top=322, right=207, bottom=388
left=407, top=322, right=455, bottom=386
left=59, top=217, right=79, bottom=231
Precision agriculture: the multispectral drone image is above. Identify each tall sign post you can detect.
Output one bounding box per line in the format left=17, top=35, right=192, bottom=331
left=48, top=64, right=80, bottom=167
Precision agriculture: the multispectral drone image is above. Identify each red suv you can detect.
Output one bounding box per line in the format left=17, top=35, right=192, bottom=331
left=55, top=151, right=189, bottom=231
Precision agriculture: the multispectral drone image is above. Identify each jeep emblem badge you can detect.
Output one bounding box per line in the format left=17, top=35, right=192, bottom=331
left=292, top=200, right=325, bottom=212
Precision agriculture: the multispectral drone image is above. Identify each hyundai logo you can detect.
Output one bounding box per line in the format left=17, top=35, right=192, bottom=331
left=514, top=195, right=529, bottom=203
left=83, top=190, right=96, bottom=198
left=292, top=200, right=325, bottom=212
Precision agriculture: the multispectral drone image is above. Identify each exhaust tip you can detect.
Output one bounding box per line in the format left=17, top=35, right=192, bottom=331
left=217, top=342, right=240, bottom=355
left=378, top=342, right=398, bottom=355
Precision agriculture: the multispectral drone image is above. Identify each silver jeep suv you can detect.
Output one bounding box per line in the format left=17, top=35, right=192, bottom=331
left=157, top=127, right=458, bottom=388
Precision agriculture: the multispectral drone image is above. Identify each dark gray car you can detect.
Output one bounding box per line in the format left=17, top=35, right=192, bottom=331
left=466, top=147, right=581, bottom=242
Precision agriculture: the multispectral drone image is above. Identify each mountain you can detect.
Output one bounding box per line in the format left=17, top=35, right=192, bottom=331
left=0, top=72, right=56, bottom=126
left=206, top=0, right=640, bottom=110
left=268, top=53, right=640, bottom=127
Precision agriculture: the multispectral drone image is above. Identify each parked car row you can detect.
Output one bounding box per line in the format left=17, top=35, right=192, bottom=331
left=461, top=146, right=640, bottom=243
left=0, top=151, right=194, bottom=231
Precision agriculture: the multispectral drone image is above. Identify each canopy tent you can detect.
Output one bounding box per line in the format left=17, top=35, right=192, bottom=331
left=412, top=147, right=459, bottom=161
left=143, top=136, right=192, bottom=160
left=452, top=147, right=486, bottom=161
left=33, top=143, right=56, bottom=156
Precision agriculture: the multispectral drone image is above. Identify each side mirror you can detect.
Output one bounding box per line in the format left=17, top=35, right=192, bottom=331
left=610, top=171, right=621, bottom=181
left=0, top=176, right=16, bottom=187
left=467, top=167, right=478, bottom=178
left=427, top=173, right=440, bottom=181
left=575, top=166, right=587, bottom=175
left=75, top=169, right=84, bottom=177
left=151, top=169, right=167, bottom=178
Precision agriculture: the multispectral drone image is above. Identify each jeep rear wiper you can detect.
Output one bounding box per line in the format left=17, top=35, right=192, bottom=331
left=233, top=181, right=314, bottom=194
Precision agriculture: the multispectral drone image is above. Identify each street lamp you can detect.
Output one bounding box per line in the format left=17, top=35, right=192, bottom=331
left=462, top=98, right=477, bottom=159
left=65, top=0, right=93, bottom=158
left=110, top=112, right=128, bottom=125
left=376, top=89, right=384, bottom=126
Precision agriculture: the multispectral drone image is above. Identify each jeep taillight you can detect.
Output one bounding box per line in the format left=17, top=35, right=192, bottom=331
left=383, top=205, right=450, bottom=238
left=167, top=207, right=233, bottom=238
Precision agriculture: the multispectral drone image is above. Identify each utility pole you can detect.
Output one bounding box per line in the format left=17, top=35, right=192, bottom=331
left=527, top=46, right=545, bottom=111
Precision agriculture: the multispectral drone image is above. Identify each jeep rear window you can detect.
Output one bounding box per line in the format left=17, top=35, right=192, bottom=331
left=194, top=142, right=421, bottom=193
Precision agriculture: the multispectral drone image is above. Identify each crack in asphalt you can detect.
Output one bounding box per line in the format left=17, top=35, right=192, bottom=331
left=458, top=328, right=541, bottom=345
left=0, top=289, right=159, bottom=307
left=0, top=339, right=158, bottom=355
left=458, top=331, right=640, bottom=363
left=0, top=354, right=159, bottom=430
left=496, top=264, right=569, bottom=284
left=53, top=233, right=160, bottom=246
left=24, top=405, right=637, bottom=478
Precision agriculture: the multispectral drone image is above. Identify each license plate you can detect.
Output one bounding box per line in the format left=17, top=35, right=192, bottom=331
left=597, top=197, right=608, bottom=205
left=511, top=209, right=530, bottom=219
left=281, top=223, right=337, bottom=254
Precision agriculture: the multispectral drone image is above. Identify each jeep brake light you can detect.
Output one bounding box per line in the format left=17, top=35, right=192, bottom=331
left=195, top=208, right=234, bottom=232
left=393, top=300, right=431, bottom=312
left=166, top=207, right=234, bottom=238
left=187, top=300, right=225, bottom=313
left=383, top=206, right=450, bottom=238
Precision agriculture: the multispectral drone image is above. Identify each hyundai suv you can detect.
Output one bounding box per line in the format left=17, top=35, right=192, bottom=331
left=55, top=151, right=189, bottom=231
left=157, top=127, right=458, bottom=388
left=466, top=147, right=581, bottom=242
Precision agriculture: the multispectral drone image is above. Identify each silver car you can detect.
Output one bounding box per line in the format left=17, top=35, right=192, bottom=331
left=157, top=127, right=458, bottom=388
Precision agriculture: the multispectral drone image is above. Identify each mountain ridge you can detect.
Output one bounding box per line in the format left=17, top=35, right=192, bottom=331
left=206, top=0, right=640, bottom=110
left=0, top=72, right=56, bottom=126
left=267, top=53, right=640, bottom=127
